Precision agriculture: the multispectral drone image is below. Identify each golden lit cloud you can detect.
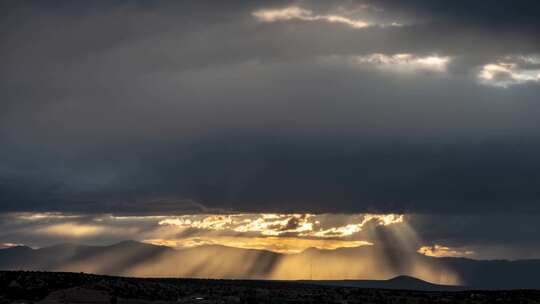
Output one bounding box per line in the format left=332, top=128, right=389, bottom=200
left=252, top=6, right=401, bottom=29
left=150, top=213, right=405, bottom=253
left=0, top=242, right=25, bottom=249
left=159, top=214, right=315, bottom=236
left=351, top=53, right=451, bottom=72
left=478, top=58, right=540, bottom=88
left=309, top=214, right=403, bottom=238
left=234, top=214, right=314, bottom=236
left=36, top=223, right=106, bottom=237
left=158, top=213, right=404, bottom=239
left=11, top=212, right=83, bottom=221
left=159, top=215, right=234, bottom=231
left=3, top=212, right=405, bottom=253
left=418, top=244, right=475, bottom=258
left=253, top=7, right=315, bottom=22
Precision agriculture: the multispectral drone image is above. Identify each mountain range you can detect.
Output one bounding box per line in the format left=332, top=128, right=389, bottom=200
left=1, top=241, right=539, bottom=290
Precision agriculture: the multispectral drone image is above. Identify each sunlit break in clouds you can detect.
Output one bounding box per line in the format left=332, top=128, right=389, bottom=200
left=157, top=213, right=403, bottom=240
left=0, top=212, right=403, bottom=254
left=0, top=212, right=461, bottom=284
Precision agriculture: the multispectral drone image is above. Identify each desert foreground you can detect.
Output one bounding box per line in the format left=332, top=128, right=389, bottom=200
left=1, top=271, right=540, bottom=304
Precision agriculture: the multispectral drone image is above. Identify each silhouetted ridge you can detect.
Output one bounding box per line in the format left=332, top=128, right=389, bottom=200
left=305, top=276, right=463, bottom=291
left=1, top=241, right=540, bottom=289
left=1, top=245, right=33, bottom=252
left=387, top=275, right=429, bottom=284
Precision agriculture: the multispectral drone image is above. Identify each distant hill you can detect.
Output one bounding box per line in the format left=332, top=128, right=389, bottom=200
left=1, top=241, right=540, bottom=289
left=0, top=240, right=174, bottom=275
left=306, top=275, right=465, bottom=291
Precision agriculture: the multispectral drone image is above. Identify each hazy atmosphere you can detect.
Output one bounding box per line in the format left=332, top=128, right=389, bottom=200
left=2, top=0, right=540, bottom=288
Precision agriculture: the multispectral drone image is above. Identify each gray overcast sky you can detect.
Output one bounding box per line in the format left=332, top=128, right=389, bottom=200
left=1, top=1, right=540, bottom=217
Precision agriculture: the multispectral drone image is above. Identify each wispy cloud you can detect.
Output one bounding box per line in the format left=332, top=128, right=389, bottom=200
left=252, top=6, right=400, bottom=29
left=418, top=244, right=475, bottom=258
left=0, top=242, right=25, bottom=249
left=351, top=53, right=452, bottom=72
left=479, top=55, right=540, bottom=88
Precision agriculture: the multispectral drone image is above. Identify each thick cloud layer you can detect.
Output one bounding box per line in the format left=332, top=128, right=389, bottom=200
left=1, top=0, right=540, bottom=215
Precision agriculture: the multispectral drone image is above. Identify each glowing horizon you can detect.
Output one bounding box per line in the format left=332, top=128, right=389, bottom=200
left=0, top=211, right=465, bottom=284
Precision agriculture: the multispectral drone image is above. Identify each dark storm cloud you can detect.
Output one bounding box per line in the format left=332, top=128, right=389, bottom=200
left=372, top=0, right=540, bottom=29
left=409, top=213, right=540, bottom=259
left=3, top=134, right=540, bottom=214
left=1, top=0, right=540, bottom=215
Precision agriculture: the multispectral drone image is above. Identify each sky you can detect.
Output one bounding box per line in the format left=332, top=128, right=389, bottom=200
left=1, top=0, right=540, bottom=262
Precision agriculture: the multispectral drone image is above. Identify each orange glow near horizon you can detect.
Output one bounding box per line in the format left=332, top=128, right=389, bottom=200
left=143, top=236, right=373, bottom=254
left=36, top=223, right=106, bottom=237
left=1, top=211, right=462, bottom=285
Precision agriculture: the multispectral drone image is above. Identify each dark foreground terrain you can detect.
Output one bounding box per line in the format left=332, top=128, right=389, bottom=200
left=1, top=271, right=540, bottom=304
